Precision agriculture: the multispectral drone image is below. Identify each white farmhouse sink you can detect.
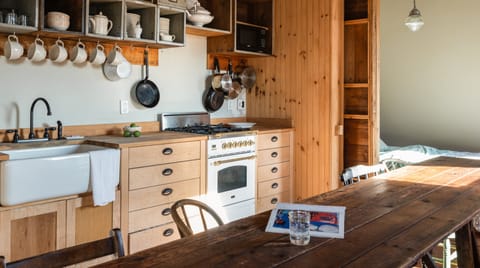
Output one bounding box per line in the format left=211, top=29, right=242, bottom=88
left=0, top=144, right=116, bottom=206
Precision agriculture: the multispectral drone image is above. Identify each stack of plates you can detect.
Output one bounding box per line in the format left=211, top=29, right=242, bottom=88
left=159, top=17, right=170, bottom=34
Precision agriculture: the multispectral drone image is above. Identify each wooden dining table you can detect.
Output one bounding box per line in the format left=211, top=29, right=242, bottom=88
left=94, top=157, right=480, bottom=267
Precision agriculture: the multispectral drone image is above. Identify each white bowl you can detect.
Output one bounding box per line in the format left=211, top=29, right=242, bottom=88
left=123, top=126, right=142, bottom=133
left=187, top=13, right=214, bottom=27
left=47, top=11, right=70, bottom=31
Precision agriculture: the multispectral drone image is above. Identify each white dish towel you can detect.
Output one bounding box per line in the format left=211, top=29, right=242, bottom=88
left=89, top=149, right=120, bottom=206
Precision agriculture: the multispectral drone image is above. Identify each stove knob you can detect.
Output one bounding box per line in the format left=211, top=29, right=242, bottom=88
left=248, top=140, right=253, bottom=146
left=228, top=142, right=233, bottom=148
left=234, top=142, right=239, bottom=148
left=222, top=143, right=227, bottom=149
left=241, top=141, right=247, bottom=147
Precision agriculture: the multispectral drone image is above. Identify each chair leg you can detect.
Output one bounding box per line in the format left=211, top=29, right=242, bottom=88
left=421, top=252, right=438, bottom=268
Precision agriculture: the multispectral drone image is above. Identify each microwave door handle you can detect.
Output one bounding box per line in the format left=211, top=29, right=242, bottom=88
left=213, top=155, right=256, bottom=166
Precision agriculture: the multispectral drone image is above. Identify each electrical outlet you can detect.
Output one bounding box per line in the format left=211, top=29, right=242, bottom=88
left=120, top=100, right=129, bottom=114
left=237, top=99, right=246, bottom=110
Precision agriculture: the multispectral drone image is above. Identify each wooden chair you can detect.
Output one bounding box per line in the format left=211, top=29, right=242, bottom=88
left=381, top=158, right=409, bottom=172
left=340, top=163, right=388, bottom=186
left=171, top=199, right=224, bottom=238
left=0, top=228, right=124, bottom=268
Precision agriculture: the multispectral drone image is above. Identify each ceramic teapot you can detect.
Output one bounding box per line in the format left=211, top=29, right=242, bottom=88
left=89, top=12, right=113, bottom=35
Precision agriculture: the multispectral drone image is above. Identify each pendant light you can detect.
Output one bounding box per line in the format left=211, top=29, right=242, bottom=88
left=404, top=0, right=424, bottom=32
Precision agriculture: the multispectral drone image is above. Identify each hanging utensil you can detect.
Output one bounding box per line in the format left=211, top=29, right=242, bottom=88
left=239, top=66, right=256, bottom=89
left=202, top=86, right=225, bottom=112
left=207, top=57, right=223, bottom=90
left=135, top=49, right=160, bottom=108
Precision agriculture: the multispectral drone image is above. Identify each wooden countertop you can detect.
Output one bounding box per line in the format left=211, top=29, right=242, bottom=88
left=85, top=131, right=207, bottom=148
left=94, top=156, right=480, bottom=268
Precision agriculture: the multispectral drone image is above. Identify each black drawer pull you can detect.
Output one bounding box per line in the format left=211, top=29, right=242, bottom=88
left=271, top=183, right=279, bottom=189
left=271, top=167, right=278, bottom=173
left=271, top=136, right=278, bottom=142
left=162, top=208, right=171, bottom=216
left=271, top=198, right=278, bottom=204
left=271, top=152, right=278, bottom=158
left=163, top=228, right=174, bottom=237
left=162, top=148, right=173, bottom=155
left=162, top=188, right=173, bottom=196
left=162, top=168, right=173, bottom=176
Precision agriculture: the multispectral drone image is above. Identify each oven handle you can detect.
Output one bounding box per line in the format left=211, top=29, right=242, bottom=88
left=213, top=155, right=256, bottom=166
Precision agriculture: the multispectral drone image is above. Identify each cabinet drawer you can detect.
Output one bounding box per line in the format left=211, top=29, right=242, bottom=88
left=129, top=203, right=174, bottom=233
left=257, top=147, right=290, bottom=165
left=258, top=177, right=290, bottom=198
left=256, top=191, right=290, bottom=214
left=129, top=160, right=201, bottom=190
left=129, top=222, right=180, bottom=254
left=257, top=132, right=290, bottom=150
left=257, top=162, right=290, bottom=182
left=129, top=141, right=201, bottom=168
left=129, top=179, right=200, bottom=211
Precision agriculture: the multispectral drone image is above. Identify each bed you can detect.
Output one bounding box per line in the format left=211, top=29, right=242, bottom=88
left=379, top=139, right=480, bottom=164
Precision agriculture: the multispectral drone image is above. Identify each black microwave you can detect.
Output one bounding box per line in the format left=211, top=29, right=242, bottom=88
left=236, top=23, right=270, bottom=54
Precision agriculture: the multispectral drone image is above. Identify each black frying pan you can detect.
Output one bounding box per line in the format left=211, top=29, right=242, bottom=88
left=135, top=49, right=160, bottom=108
left=203, top=86, right=224, bottom=112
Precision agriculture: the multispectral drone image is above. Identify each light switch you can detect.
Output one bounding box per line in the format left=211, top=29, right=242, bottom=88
left=120, top=100, right=129, bottom=114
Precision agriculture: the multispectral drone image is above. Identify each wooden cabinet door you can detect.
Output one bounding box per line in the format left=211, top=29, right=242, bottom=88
left=0, top=201, right=66, bottom=262
left=65, top=192, right=120, bottom=247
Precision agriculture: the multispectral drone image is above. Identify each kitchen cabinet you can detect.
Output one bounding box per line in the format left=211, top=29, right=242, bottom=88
left=185, top=0, right=232, bottom=37
left=158, top=5, right=186, bottom=46
left=122, top=140, right=205, bottom=254
left=256, top=130, right=293, bottom=213
left=0, top=0, right=186, bottom=48
left=86, top=0, right=123, bottom=40
left=65, top=192, right=120, bottom=247
left=0, top=0, right=38, bottom=34
left=0, top=193, right=120, bottom=262
left=0, top=201, right=66, bottom=262
left=41, top=0, right=85, bottom=34
left=343, top=0, right=379, bottom=168
left=207, top=0, right=273, bottom=56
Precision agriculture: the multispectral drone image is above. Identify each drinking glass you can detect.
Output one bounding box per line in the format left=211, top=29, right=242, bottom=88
left=18, top=14, right=27, bottom=26
left=288, top=210, right=310, bottom=246
left=6, top=10, right=16, bottom=24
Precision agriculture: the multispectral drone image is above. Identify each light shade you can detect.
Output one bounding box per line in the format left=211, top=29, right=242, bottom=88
left=405, top=0, right=424, bottom=32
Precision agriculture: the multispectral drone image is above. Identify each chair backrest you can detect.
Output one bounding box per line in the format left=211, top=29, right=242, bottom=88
left=340, top=163, right=388, bottom=186
left=381, top=158, right=409, bottom=172
left=171, top=199, right=224, bottom=238
left=1, top=228, right=124, bottom=268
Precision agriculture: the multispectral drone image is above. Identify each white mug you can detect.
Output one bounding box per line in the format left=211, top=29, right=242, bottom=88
left=27, top=37, right=47, bottom=62
left=70, top=41, right=87, bottom=64
left=49, top=39, right=68, bottom=63
left=160, top=33, right=175, bottom=42
left=4, top=34, right=24, bottom=60
left=103, top=60, right=132, bottom=81
left=89, top=43, right=106, bottom=65
left=106, top=45, right=125, bottom=65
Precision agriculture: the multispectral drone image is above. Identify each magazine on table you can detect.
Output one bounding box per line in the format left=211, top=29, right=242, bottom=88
left=265, top=203, right=346, bottom=238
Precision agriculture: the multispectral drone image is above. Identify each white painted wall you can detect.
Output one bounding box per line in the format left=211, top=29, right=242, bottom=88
left=0, top=35, right=244, bottom=130
left=380, top=0, right=480, bottom=151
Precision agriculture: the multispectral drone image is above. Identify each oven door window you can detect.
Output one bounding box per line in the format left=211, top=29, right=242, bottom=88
left=217, top=166, right=247, bottom=193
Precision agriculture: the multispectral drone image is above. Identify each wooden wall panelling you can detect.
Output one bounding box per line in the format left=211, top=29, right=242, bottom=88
left=369, top=0, right=380, bottom=165
left=247, top=0, right=343, bottom=200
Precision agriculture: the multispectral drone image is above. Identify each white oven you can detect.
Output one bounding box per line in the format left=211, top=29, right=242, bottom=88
left=206, top=134, right=257, bottom=223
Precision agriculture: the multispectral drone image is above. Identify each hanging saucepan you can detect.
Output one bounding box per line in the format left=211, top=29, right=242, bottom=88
left=135, top=49, right=160, bottom=108
left=239, top=66, right=257, bottom=89
left=225, top=61, right=241, bottom=99
left=206, top=57, right=223, bottom=90
left=202, top=86, right=225, bottom=112
left=218, top=61, right=232, bottom=96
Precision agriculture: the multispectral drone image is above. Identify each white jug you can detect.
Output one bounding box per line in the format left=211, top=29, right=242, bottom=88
left=89, top=12, right=113, bottom=35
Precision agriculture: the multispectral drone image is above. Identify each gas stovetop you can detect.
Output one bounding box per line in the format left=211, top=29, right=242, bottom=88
left=164, top=123, right=251, bottom=135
